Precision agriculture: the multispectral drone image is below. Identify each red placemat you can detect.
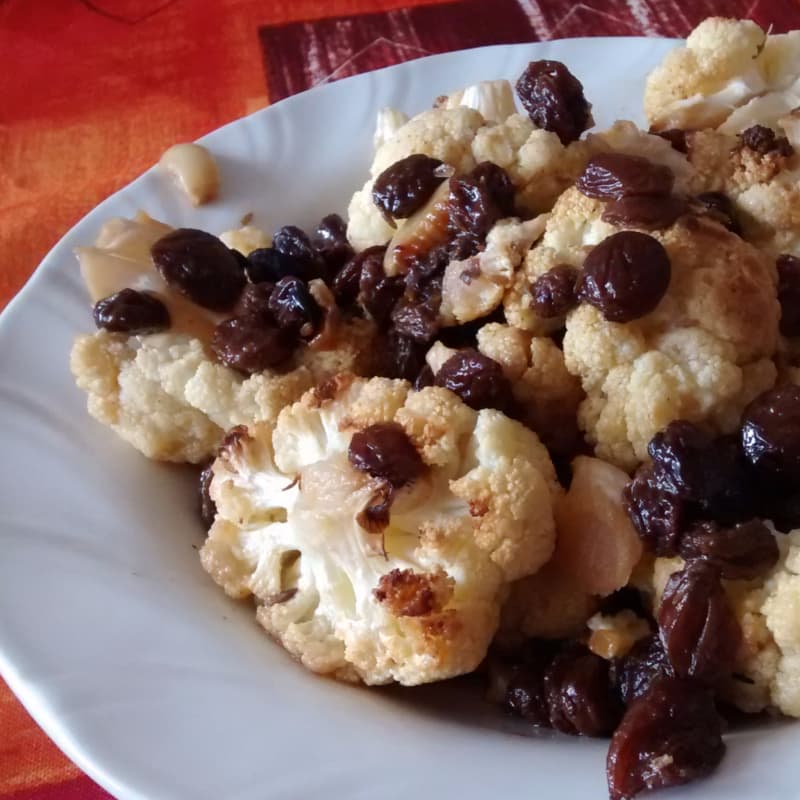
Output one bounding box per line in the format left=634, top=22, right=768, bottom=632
left=3, top=0, right=800, bottom=797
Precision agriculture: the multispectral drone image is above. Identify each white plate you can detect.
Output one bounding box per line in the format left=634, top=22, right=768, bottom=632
left=1, top=37, right=794, bottom=800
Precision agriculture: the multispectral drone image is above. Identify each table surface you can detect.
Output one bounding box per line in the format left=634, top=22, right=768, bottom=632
left=3, top=0, right=800, bottom=797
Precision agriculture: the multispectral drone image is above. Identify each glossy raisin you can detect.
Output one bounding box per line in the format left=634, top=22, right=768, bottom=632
left=530, top=264, right=579, bottom=318
left=656, top=129, right=689, bottom=153
left=331, top=253, right=364, bottom=307
left=544, top=646, right=623, bottom=736
left=273, top=225, right=322, bottom=279
left=576, top=153, right=674, bottom=200
left=679, top=519, right=779, bottom=580
left=740, top=124, right=794, bottom=157
left=151, top=228, right=245, bottom=311
left=448, top=162, right=515, bottom=250
left=311, top=213, right=354, bottom=276
left=358, top=247, right=404, bottom=327
left=390, top=274, right=442, bottom=343
left=578, top=231, right=671, bottom=322
left=198, top=462, right=216, bottom=528
left=246, top=246, right=308, bottom=283
left=777, top=254, right=800, bottom=337
left=500, top=639, right=561, bottom=725
left=614, top=634, right=671, bottom=706
left=267, top=276, right=322, bottom=338
left=516, top=60, right=592, bottom=145
left=658, top=561, right=741, bottom=685
left=741, top=385, right=800, bottom=483
left=93, top=288, right=170, bottom=334
left=211, top=317, right=296, bottom=374
left=372, top=154, right=446, bottom=219
left=623, top=467, right=687, bottom=556
left=348, top=422, right=425, bottom=488
left=434, top=349, right=513, bottom=412
left=235, top=282, right=275, bottom=320
left=607, top=677, right=725, bottom=800
left=373, top=330, right=428, bottom=383
left=648, top=421, right=714, bottom=500
left=601, top=195, right=688, bottom=230
left=694, top=192, right=741, bottom=235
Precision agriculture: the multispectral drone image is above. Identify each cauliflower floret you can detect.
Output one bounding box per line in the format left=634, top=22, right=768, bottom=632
left=514, top=187, right=780, bottom=469
left=373, top=107, right=410, bottom=151
left=441, top=79, right=518, bottom=125
left=201, top=375, right=560, bottom=685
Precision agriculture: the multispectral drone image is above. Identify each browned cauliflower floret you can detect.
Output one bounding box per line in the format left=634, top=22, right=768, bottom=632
left=200, top=375, right=560, bottom=685
left=511, top=187, right=779, bottom=469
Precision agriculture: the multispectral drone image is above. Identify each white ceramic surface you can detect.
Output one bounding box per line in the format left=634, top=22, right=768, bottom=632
left=1, top=38, right=794, bottom=800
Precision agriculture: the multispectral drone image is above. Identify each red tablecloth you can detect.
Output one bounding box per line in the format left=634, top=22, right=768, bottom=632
left=3, top=0, right=800, bottom=796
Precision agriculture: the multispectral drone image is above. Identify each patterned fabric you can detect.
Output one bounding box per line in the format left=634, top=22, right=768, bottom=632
left=2, top=0, right=800, bottom=796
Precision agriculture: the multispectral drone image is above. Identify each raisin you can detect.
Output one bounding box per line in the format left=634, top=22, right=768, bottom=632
left=576, top=153, right=674, bottom=200
left=516, top=60, right=592, bottom=145
left=647, top=421, right=714, bottom=501
left=211, top=317, right=296, bottom=374
left=267, top=276, right=322, bottom=338
left=331, top=253, right=364, bottom=307
left=760, top=489, right=800, bottom=533
left=694, top=192, right=741, bottom=235
left=372, top=154, right=446, bottom=219
left=679, top=519, right=779, bottom=580
left=530, top=265, right=579, bottom=318
left=658, top=561, right=741, bottom=685
left=501, top=639, right=561, bottom=725
left=740, top=124, right=794, bottom=157
left=434, top=348, right=513, bottom=412
left=348, top=422, right=425, bottom=488
left=578, top=231, right=671, bottom=322
left=373, top=330, right=428, bottom=382
left=151, top=228, right=245, bottom=311
left=656, top=129, right=689, bottom=153
left=623, top=467, right=687, bottom=556
left=358, top=247, right=404, bottom=327
left=198, top=462, right=216, bottom=528
left=448, top=162, right=515, bottom=249
left=544, top=646, right=623, bottom=736
left=601, top=195, right=688, bottom=230
left=234, top=282, right=275, bottom=320
left=777, top=254, right=800, bottom=337
left=413, top=364, right=435, bottom=390
left=246, top=247, right=308, bottom=283
left=390, top=274, right=443, bottom=343
left=606, top=677, right=725, bottom=800
left=273, top=225, right=323, bottom=279
left=311, top=213, right=354, bottom=276
left=695, top=434, right=754, bottom=524
left=741, top=385, right=800, bottom=483
left=614, top=634, right=671, bottom=706
left=93, top=288, right=170, bottom=334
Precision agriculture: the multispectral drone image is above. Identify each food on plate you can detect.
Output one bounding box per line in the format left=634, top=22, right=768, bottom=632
left=159, top=142, right=221, bottom=206
left=68, top=23, right=800, bottom=797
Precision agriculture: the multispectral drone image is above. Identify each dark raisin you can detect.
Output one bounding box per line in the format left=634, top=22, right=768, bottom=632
left=93, top=288, right=170, bottom=334
left=501, top=639, right=561, bottom=725
left=358, top=247, right=404, bottom=327
left=695, top=434, right=754, bottom=524
left=623, top=467, right=687, bottom=556
left=373, top=330, right=428, bottom=382
left=390, top=274, right=443, bottom=343
left=614, top=634, right=671, bottom=706
left=211, top=317, right=296, bottom=374
left=544, top=646, right=623, bottom=736
left=414, top=364, right=435, bottom=391
left=245, top=247, right=307, bottom=283
left=530, top=264, right=579, bottom=318
left=760, top=489, right=800, bottom=533
left=606, top=677, right=725, bottom=800
left=372, top=154, right=446, bottom=219
left=576, top=153, right=674, bottom=200
left=267, top=276, right=322, bottom=338
left=331, top=252, right=364, bottom=307
left=694, top=192, right=741, bottom=235
left=578, top=231, right=671, bottom=322
left=434, top=348, right=513, bottom=412
left=516, top=60, right=592, bottom=145
left=741, top=385, right=800, bottom=483
left=679, top=519, right=779, bottom=580
left=198, top=462, right=216, bottom=528
left=448, top=162, right=515, bottom=247
left=357, top=483, right=394, bottom=533
left=658, top=560, right=741, bottom=685
left=656, top=129, right=689, bottom=153
left=272, top=225, right=322, bottom=279
left=777, top=254, right=800, bottom=337
left=348, top=422, right=425, bottom=488
left=311, top=213, right=354, bottom=276
left=601, top=195, right=688, bottom=230
left=151, top=228, right=245, bottom=311
left=740, top=124, right=794, bottom=157
left=647, top=421, right=714, bottom=500
left=234, top=282, right=275, bottom=320
left=436, top=306, right=505, bottom=349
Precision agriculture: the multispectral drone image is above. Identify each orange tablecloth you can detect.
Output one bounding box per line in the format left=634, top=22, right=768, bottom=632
left=3, top=0, right=800, bottom=796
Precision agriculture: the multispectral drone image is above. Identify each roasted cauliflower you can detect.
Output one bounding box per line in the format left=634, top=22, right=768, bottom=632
left=201, top=374, right=560, bottom=685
